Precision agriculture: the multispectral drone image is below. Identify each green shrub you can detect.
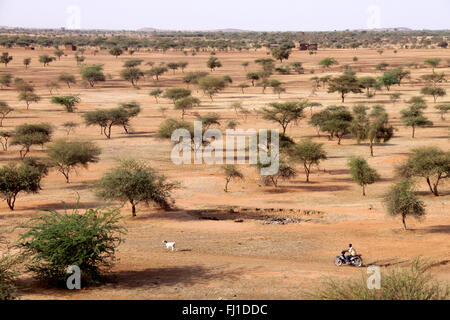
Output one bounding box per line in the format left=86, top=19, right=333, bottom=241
left=0, top=239, right=21, bottom=300
left=311, top=258, right=449, bottom=300
left=18, top=205, right=126, bottom=287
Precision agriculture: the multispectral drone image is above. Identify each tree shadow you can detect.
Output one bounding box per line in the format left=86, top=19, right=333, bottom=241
left=19, top=201, right=106, bottom=212
left=108, top=265, right=243, bottom=289
left=285, top=184, right=351, bottom=192
left=18, top=265, right=246, bottom=297
left=422, top=225, right=450, bottom=234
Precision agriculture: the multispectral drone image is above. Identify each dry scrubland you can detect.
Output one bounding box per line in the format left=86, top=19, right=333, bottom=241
left=0, top=47, right=449, bottom=299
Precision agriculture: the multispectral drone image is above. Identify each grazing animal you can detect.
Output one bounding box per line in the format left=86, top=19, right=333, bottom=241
left=162, top=240, right=176, bottom=251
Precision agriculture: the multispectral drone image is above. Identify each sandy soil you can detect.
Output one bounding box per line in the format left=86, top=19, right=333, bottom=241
left=0, top=47, right=448, bottom=299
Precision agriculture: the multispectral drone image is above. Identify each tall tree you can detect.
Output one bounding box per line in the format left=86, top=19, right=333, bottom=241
left=0, top=162, right=45, bottom=210
left=38, top=54, right=56, bottom=67
left=206, top=56, right=222, bottom=71
left=261, top=102, right=305, bottom=134
left=58, top=73, right=76, bottom=88
left=0, top=52, right=13, bottom=67
left=420, top=85, right=446, bottom=103
left=11, top=123, right=53, bottom=159
left=347, top=156, right=380, bottom=196
left=18, top=91, right=40, bottom=110
left=51, top=96, right=80, bottom=112
left=383, top=179, right=425, bottom=230
left=318, top=57, right=338, bottom=70
left=400, top=102, right=433, bottom=138
left=80, top=64, right=106, bottom=87
left=96, top=159, right=177, bottom=216
left=0, top=101, right=13, bottom=127
left=222, top=165, right=244, bottom=192
left=47, top=138, right=101, bottom=183
left=397, top=146, right=450, bottom=196
left=327, top=72, right=362, bottom=102
left=198, top=76, right=227, bottom=101
left=109, top=47, right=123, bottom=58
left=289, top=139, right=327, bottom=182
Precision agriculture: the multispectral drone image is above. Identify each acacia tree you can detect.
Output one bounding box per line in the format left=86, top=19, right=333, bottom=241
left=255, top=158, right=296, bottom=187
left=0, top=131, right=12, bottom=150
left=47, top=138, right=101, bottom=183
left=118, top=101, right=141, bottom=133
left=146, top=66, right=168, bottom=81
left=383, top=179, right=425, bottom=230
left=435, top=104, right=450, bottom=120
left=400, top=103, right=433, bottom=138
left=0, top=52, right=13, bottom=67
left=109, top=47, right=123, bottom=58
left=378, top=71, right=399, bottom=91
left=198, top=76, right=227, bottom=101
left=149, top=88, right=163, bottom=103
left=0, top=73, right=12, bottom=88
left=96, top=159, right=177, bottom=216
left=327, top=72, right=362, bottom=102
left=123, top=59, right=143, bottom=68
left=397, top=146, right=449, bottom=196
left=174, top=96, right=200, bottom=119
left=261, top=101, right=305, bottom=134
left=222, top=165, right=244, bottom=192
left=319, top=106, right=354, bottom=144
left=359, top=76, right=379, bottom=97
left=18, top=91, right=40, bottom=110
left=0, top=101, right=13, bottom=127
left=289, top=139, right=327, bottom=182
left=0, top=161, right=44, bottom=210
left=420, top=85, right=446, bottom=103
left=163, top=88, right=192, bottom=104
left=182, top=71, right=208, bottom=88
left=424, top=58, right=441, bottom=72
left=167, top=62, right=179, bottom=74
left=62, top=121, right=79, bottom=135
left=318, top=57, right=338, bottom=70
left=80, top=64, right=106, bottom=87
left=83, top=108, right=131, bottom=139
left=271, top=46, right=291, bottom=63
left=10, top=123, right=53, bottom=159
left=246, top=72, right=260, bottom=86
left=351, top=105, right=394, bottom=156
left=120, top=67, right=144, bottom=87
left=347, top=156, right=380, bottom=196
left=38, top=54, right=56, bottom=67
left=51, top=96, right=80, bottom=112
left=206, top=56, right=222, bottom=71
left=53, top=49, right=64, bottom=60
left=58, top=73, right=76, bottom=88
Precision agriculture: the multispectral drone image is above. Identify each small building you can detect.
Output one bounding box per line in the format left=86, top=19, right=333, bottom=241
left=65, top=44, right=77, bottom=51
left=299, top=43, right=318, bottom=51
left=269, top=44, right=280, bottom=48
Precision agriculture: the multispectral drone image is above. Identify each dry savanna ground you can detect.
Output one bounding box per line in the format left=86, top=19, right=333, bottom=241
left=0, top=47, right=449, bottom=299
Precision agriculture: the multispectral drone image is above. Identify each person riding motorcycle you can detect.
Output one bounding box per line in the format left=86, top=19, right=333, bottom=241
left=344, top=244, right=357, bottom=263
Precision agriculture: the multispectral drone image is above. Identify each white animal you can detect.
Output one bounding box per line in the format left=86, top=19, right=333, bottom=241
left=162, top=240, right=176, bottom=251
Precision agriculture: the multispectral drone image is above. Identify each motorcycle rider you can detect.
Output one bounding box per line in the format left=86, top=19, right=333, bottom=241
left=344, top=244, right=357, bottom=263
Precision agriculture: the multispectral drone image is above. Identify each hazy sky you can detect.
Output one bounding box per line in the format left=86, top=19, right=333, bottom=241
left=0, top=0, right=449, bottom=31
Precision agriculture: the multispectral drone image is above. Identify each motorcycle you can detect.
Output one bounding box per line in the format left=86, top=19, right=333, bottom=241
left=334, top=250, right=363, bottom=267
